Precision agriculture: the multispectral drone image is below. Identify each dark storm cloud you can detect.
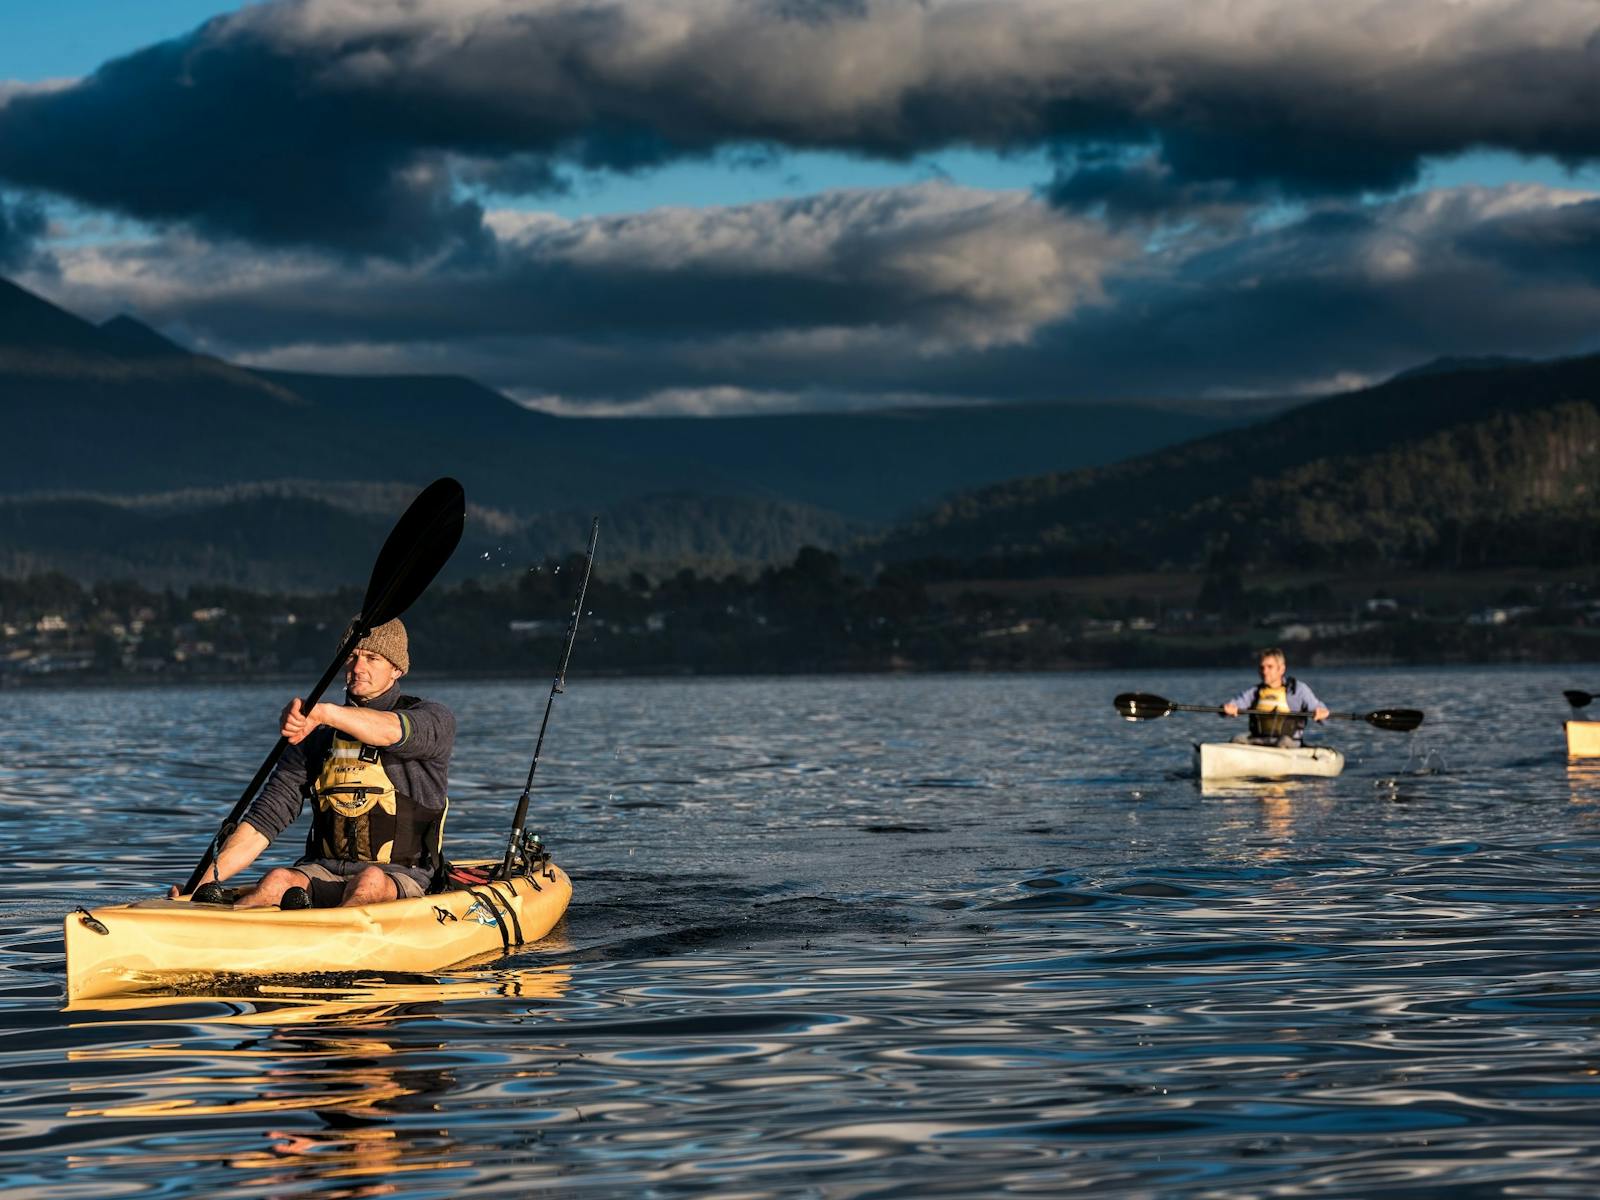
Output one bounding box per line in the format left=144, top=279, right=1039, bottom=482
left=0, top=31, right=488, bottom=258
left=6, top=1, right=1600, bottom=251
left=458, top=155, right=572, bottom=199
left=27, top=183, right=1131, bottom=404
left=28, top=181, right=1600, bottom=413
left=520, top=184, right=1600, bottom=406
left=0, top=196, right=47, bottom=270
left=929, top=185, right=1600, bottom=402
left=1042, top=153, right=1268, bottom=226
left=1455, top=195, right=1600, bottom=279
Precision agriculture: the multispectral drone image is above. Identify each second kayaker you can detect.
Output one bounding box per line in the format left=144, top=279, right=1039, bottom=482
left=169, top=618, right=455, bottom=908
left=1221, top=646, right=1330, bottom=747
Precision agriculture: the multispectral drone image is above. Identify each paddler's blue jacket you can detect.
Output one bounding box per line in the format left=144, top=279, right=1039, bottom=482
left=242, top=683, right=454, bottom=892
left=1226, top=678, right=1324, bottom=742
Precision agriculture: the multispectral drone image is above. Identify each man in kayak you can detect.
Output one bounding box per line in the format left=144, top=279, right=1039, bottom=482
left=170, top=619, right=455, bottom=908
left=1221, top=647, right=1330, bottom=747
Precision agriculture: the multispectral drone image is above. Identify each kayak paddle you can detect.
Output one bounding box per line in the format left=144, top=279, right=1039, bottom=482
left=1113, top=691, right=1424, bottom=733
left=180, top=477, right=467, bottom=895
left=1564, top=690, right=1598, bottom=709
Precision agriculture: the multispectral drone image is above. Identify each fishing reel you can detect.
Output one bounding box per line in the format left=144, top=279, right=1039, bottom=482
left=500, top=828, right=553, bottom=880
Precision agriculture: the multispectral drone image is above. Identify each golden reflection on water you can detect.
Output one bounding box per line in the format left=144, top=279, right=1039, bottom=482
left=63, top=968, right=571, bottom=1134
left=1566, top=759, right=1600, bottom=804
left=1198, top=778, right=1295, bottom=803
left=67, top=1070, right=418, bottom=1120
left=1257, top=794, right=1294, bottom=856
left=230, top=1126, right=436, bottom=1200
left=71, top=1092, right=481, bottom=1197
left=1202, top=780, right=1299, bottom=860
left=65, top=963, right=571, bottom=1022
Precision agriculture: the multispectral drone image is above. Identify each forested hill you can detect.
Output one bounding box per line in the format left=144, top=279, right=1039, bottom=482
left=868, top=352, right=1600, bottom=575
left=1, top=275, right=1255, bottom=588
left=0, top=488, right=863, bottom=591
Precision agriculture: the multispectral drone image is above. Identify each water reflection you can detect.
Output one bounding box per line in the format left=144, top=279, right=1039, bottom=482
left=64, top=966, right=573, bottom=1022
left=61, top=969, right=573, bottom=1195
left=1566, top=759, right=1600, bottom=803
left=1196, top=777, right=1299, bottom=801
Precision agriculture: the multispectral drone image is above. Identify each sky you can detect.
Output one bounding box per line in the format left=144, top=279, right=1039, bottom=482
left=6, top=1, right=1600, bottom=417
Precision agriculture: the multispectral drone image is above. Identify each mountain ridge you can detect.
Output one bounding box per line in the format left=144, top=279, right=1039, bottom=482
left=0, top=274, right=1257, bottom=585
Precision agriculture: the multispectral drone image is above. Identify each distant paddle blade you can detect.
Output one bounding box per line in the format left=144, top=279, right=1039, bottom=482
left=1564, top=690, right=1594, bottom=709
left=1366, top=708, right=1425, bottom=732
left=1114, top=692, right=1173, bottom=721
left=359, top=477, right=466, bottom=629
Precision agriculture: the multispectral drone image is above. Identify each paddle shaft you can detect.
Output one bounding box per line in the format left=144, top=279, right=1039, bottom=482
left=498, top=518, right=599, bottom=880
left=1165, top=702, right=1331, bottom=720
left=179, top=626, right=362, bottom=894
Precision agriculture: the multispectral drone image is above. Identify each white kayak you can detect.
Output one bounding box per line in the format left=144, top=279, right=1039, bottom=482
left=1194, top=741, right=1345, bottom=780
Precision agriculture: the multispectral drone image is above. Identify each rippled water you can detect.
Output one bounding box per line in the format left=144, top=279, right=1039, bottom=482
left=4, top=667, right=1600, bottom=1197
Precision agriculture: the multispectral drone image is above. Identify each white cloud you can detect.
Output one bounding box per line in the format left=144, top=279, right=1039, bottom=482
left=35, top=181, right=1131, bottom=350
left=0, top=78, right=77, bottom=106
left=513, top=385, right=985, bottom=417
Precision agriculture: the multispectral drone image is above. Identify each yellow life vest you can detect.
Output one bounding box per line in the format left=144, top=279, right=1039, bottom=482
left=1249, top=681, right=1303, bottom=740
left=306, top=727, right=436, bottom=867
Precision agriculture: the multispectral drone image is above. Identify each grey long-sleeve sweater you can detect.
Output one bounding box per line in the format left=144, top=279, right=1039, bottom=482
left=242, top=683, right=454, bottom=886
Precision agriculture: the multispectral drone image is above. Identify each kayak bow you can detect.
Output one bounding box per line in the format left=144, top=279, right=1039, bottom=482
left=1194, top=741, right=1346, bottom=781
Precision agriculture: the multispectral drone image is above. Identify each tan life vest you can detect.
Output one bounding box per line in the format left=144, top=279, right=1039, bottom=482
left=306, top=727, right=435, bottom=867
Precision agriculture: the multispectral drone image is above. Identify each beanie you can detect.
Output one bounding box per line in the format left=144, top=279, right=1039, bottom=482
left=356, top=618, right=409, bottom=674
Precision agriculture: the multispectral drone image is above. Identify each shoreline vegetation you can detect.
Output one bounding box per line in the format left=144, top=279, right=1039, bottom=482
left=8, top=550, right=1600, bottom=688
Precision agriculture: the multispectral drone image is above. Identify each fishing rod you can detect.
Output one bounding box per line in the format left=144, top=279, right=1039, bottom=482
left=497, top=517, right=599, bottom=881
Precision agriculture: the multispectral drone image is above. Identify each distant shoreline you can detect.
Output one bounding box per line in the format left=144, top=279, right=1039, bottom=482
left=5, top=646, right=1595, bottom=692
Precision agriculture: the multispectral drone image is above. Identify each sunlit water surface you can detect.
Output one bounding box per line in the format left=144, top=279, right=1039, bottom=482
left=3, top=667, right=1600, bottom=1197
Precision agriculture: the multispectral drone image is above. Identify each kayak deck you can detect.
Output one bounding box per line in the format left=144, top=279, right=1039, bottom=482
left=64, top=857, right=570, bottom=1002
left=1194, top=741, right=1345, bottom=780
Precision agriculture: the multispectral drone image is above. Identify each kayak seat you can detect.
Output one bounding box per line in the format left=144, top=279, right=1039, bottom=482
left=441, top=862, right=494, bottom=890
left=424, top=798, right=452, bottom=894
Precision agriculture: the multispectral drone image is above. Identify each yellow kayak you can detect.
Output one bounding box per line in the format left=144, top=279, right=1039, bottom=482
left=64, top=858, right=571, bottom=1002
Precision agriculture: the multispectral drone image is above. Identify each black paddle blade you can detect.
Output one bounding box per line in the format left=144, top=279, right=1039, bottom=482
left=1564, top=690, right=1594, bottom=709
left=1365, top=708, right=1425, bottom=733
left=359, top=477, right=466, bottom=631
left=1114, top=692, right=1174, bottom=721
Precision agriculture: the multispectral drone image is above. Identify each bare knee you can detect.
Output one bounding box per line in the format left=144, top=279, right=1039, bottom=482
left=236, top=867, right=307, bottom=908
left=339, top=866, right=396, bottom=906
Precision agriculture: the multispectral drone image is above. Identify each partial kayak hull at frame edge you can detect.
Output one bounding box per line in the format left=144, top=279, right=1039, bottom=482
left=63, top=858, right=571, bottom=1003
left=1193, top=741, right=1346, bottom=781
left=1566, top=721, right=1600, bottom=758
